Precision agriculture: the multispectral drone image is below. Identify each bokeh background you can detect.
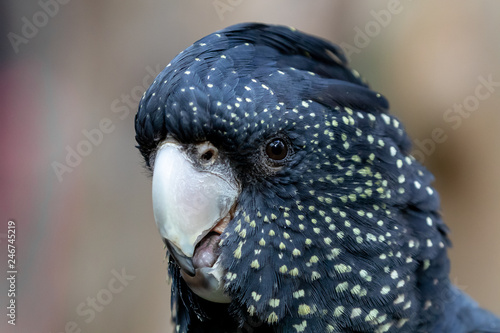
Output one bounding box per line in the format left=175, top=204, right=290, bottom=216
left=1, top=1, right=499, bottom=332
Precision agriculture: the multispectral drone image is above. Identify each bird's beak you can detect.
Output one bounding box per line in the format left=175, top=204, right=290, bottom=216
left=152, top=140, right=238, bottom=302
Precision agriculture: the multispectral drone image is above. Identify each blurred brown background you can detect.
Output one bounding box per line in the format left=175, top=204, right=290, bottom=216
left=1, top=1, right=499, bottom=332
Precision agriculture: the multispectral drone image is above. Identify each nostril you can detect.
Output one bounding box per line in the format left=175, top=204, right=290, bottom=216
left=197, top=143, right=218, bottom=165
left=201, top=150, right=214, bottom=161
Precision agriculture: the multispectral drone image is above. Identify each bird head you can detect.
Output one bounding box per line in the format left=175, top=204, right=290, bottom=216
left=135, top=23, right=450, bottom=332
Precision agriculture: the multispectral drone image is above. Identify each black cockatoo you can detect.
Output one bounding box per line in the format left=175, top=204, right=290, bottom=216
left=135, top=23, right=500, bottom=333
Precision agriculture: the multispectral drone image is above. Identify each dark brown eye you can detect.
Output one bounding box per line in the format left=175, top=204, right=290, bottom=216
left=266, top=139, right=288, bottom=161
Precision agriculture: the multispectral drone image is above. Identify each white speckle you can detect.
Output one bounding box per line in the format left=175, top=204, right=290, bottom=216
left=184, top=71, right=191, bottom=75
left=390, top=146, right=397, bottom=156
left=397, top=318, right=409, bottom=328
left=426, top=187, right=434, bottom=195
left=334, top=306, right=345, bottom=317
left=394, top=294, right=405, bottom=304
left=426, top=217, right=433, bottom=226
left=359, top=270, right=372, bottom=282
left=351, top=308, right=362, bottom=318
left=207, top=83, right=213, bottom=88
left=414, top=181, right=421, bottom=189
left=381, top=114, right=391, bottom=125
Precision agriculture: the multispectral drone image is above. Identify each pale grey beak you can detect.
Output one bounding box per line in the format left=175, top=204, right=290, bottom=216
left=152, top=140, right=238, bottom=303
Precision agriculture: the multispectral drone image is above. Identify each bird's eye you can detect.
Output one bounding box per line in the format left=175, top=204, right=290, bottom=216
left=266, top=139, right=288, bottom=161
